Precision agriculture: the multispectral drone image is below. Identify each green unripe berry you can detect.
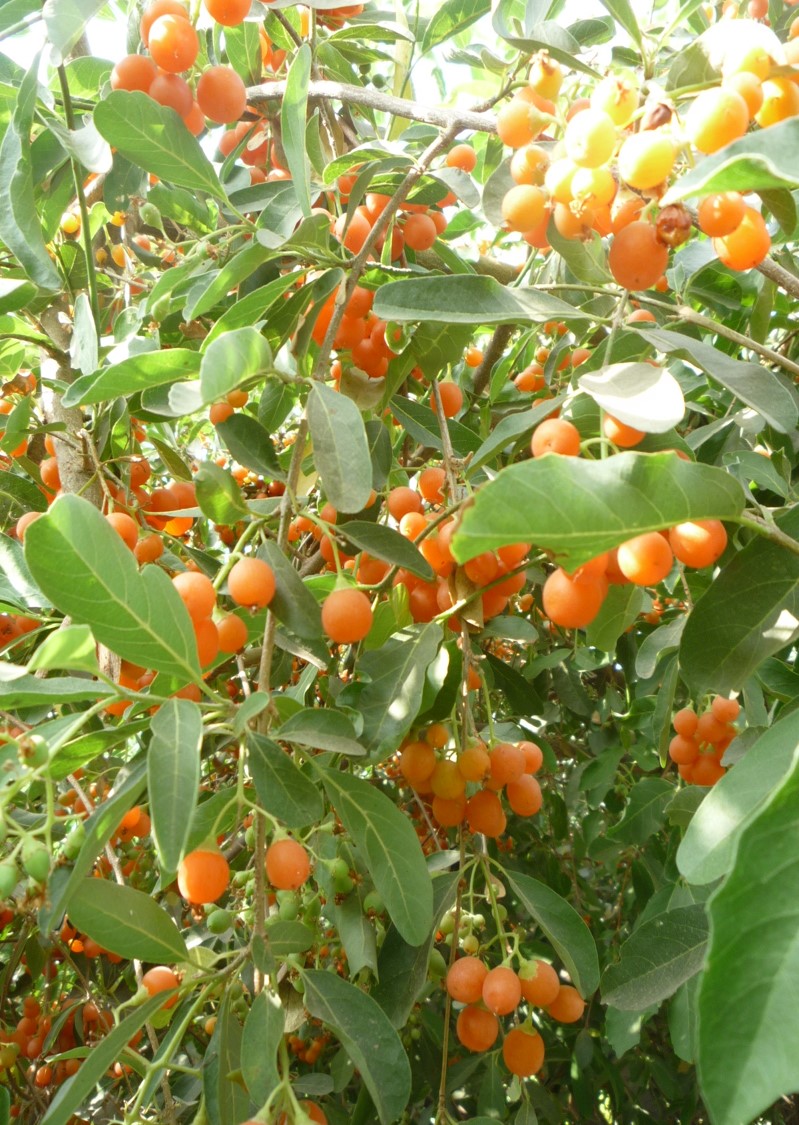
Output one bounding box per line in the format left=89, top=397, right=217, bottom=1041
left=439, top=913, right=456, bottom=936
left=327, top=857, right=349, bottom=881
left=207, top=909, right=233, bottom=934
left=0, top=861, right=18, bottom=899
left=278, top=891, right=300, bottom=921
left=363, top=891, right=384, bottom=915
left=333, top=873, right=354, bottom=896
left=461, top=933, right=480, bottom=955
left=63, top=824, right=85, bottom=860
left=21, top=839, right=50, bottom=884
left=428, top=948, right=448, bottom=979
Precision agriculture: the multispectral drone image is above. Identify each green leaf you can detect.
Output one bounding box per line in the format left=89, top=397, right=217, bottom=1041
left=281, top=43, right=312, bottom=216
left=39, top=763, right=147, bottom=935
left=0, top=670, right=109, bottom=710
left=43, top=0, right=105, bottom=58
left=636, top=326, right=798, bottom=434
left=595, top=0, right=643, bottom=49
left=373, top=274, right=591, bottom=326
left=25, top=496, right=200, bottom=682
left=69, top=292, right=98, bottom=377
left=302, top=969, right=411, bottom=1125
left=492, top=0, right=597, bottom=75
left=248, top=732, right=324, bottom=828
left=62, top=348, right=201, bottom=408
left=356, top=622, right=443, bottom=758
left=601, top=905, right=708, bottom=1010
left=665, top=117, right=799, bottom=202
left=216, top=414, right=283, bottom=479
left=0, top=278, right=36, bottom=315
left=94, top=92, right=226, bottom=203
left=318, top=766, right=433, bottom=946
left=338, top=520, right=434, bottom=581
left=265, top=919, right=315, bottom=955
left=202, top=274, right=299, bottom=350
left=389, top=395, right=482, bottom=457
left=608, top=778, right=674, bottom=844
left=679, top=508, right=799, bottom=697
left=241, top=990, right=283, bottom=1104
left=697, top=747, right=799, bottom=1125
left=506, top=869, right=600, bottom=998
left=194, top=461, right=250, bottom=524
left=278, top=708, right=365, bottom=756
left=467, top=396, right=570, bottom=476
left=224, top=20, right=262, bottom=86
left=307, top=381, right=373, bottom=513
left=39, top=993, right=167, bottom=1125
left=0, top=470, right=49, bottom=526
left=0, top=58, right=61, bottom=290
left=148, top=700, right=202, bottom=876
left=203, top=992, right=251, bottom=1125
left=26, top=624, right=99, bottom=676
left=452, top=452, right=745, bottom=571
left=677, top=708, right=799, bottom=886
left=586, top=585, right=646, bottom=653
left=200, top=327, right=272, bottom=405
left=258, top=540, right=323, bottom=640
left=421, top=0, right=491, bottom=51
left=67, top=879, right=189, bottom=963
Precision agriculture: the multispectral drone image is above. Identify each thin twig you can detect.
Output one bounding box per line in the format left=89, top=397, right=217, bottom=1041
left=757, top=256, right=799, bottom=301
left=675, top=305, right=799, bottom=380
left=471, top=325, right=515, bottom=397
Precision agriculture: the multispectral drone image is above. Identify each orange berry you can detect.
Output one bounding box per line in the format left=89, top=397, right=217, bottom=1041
left=227, top=557, right=275, bottom=609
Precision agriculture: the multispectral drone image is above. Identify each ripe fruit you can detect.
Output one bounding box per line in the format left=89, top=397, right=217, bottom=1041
left=203, top=0, right=250, bottom=24
left=173, top=571, right=217, bottom=620
left=503, top=1027, right=545, bottom=1076
left=446, top=957, right=488, bottom=1003
left=713, top=206, right=771, bottom=270
left=400, top=740, right=436, bottom=787
left=435, top=382, right=463, bottom=417
left=196, top=66, right=247, bottom=124
left=501, top=184, right=548, bottom=233
left=403, top=213, right=438, bottom=251
left=265, top=838, right=311, bottom=890
left=147, top=13, right=199, bottom=72
left=608, top=222, right=669, bottom=290
left=228, top=557, right=276, bottom=609
left=466, top=789, right=507, bottom=837
left=603, top=414, right=644, bottom=448
left=542, top=568, right=606, bottom=629
left=177, top=847, right=230, bottom=904
left=497, top=97, right=542, bottom=148
left=111, top=54, right=158, bottom=92
left=446, top=143, right=477, bottom=172
left=697, top=191, right=745, bottom=237
left=456, top=1005, right=500, bottom=1052
left=519, top=959, right=561, bottom=1006
left=142, top=966, right=180, bottom=1008
left=482, top=966, right=522, bottom=1015
left=685, top=87, right=749, bottom=154
left=217, top=613, right=248, bottom=653
left=668, top=520, right=727, bottom=568
left=547, top=984, right=585, bottom=1022
left=591, top=75, right=639, bottom=126
left=616, top=532, right=674, bottom=585
left=321, top=588, right=373, bottom=643
left=106, top=511, right=139, bottom=550
left=506, top=774, right=542, bottom=816
left=149, top=72, right=193, bottom=116
left=531, top=418, right=581, bottom=457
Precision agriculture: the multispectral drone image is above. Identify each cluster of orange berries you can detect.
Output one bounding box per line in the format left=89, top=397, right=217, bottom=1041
left=110, top=0, right=250, bottom=131
left=400, top=726, right=544, bottom=833
left=446, top=955, right=585, bottom=1074
left=668, top=696, right=741, bottom=786
left=493, top=37, right=796, bottom=287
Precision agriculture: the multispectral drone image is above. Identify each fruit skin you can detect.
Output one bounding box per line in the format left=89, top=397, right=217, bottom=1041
left=265, top=837, right=311, bottom=890
left=502, top=1026, right=545, bottom=1076
left=177, top=847, right=230, bottom=904
left=712, top=206, right=771, bottom=271
left=321, top=588, right=373, bottom=644
left=608, top=222, right=669, bottom=290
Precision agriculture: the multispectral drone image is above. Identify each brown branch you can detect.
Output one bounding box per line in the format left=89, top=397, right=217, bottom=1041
left=756, top=256, right=799, bottom=300
left=472, top=324, right=515, bottom=397
left=246, top=79, right=498, bottom=135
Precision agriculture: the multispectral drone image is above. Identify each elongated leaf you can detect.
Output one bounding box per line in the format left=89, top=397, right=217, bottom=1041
left=356, top=622, right=443, bottom=757
left=25, top=496, right=200, bottom=682
left=0, top=58, right=60, bottom=290
left=203, top=993, right=251, bottom=1125
left=148, top=700, right=202, bottom=875
left=421, top=0, right=491, bottom=51
left=200, top=327, right=271, bottom=405
left=303, top=969, right=411, bottom=1124
left=697, top=747, right=799, bottom=1125
left=602, top=905, right=708, bottom=1010
left=579, top=363, right=685, bottom=432
left=585, top=585, right=646, bottom=653
left=265, top=919, right=315, bottom=956
left=506, top=869, right=600, bottom=997
left=452, top=452, right=745, bottom=571
left=637, top=326, right=798, bottom=434
left=194, top=461, right=250, bottom=524
left=373, top=871, right=459, bottom=1027
left=680, top=508, right=799, bottom=697
left=248, top=732, right=324, bottom=828
left=62, top=348, right=200, bottom=408
left=665, top=117, right=799, bottom=202
left=596, top=0, right=643, bottom=48
left=39, top=763, right=147, bottom=934
left=389, top=396, right=482, bottom=456
left=374, top=274, right=590, bottom=325
left=492, top=0, right=596, bottom=75
left=43, top=0, right=105, bottom=57
left=202, top=274, right=299, bottom=349
left=608, top=778, right=674, bottom=845
left=278, top=709, right=364, bottom=756
left=215, top=413, right=283, bottom=479
left=94, top=92, right=226, bottom=202
left=258, top=540, right=323, bottom=640
left=241, top=990, right=283, bottom=1104
left=677, top=708, right=799, bottom=885
left=467, top=394, right=569, bottom=476
left=307, top=381, right=373, bottom=513
left=0, top=674, right=114, bottom=708
left=39, top=993, right=168, bottom=1125
left=0, top=471, right=49, bottom=526
left=281, top=42, right=312, bottom=216
left=319, top=766, right=433, bottom=946
left=27, top=624, right=98, bottom=676
left=67, top=879, right=188, bottom=963
left=339, top=520, right=434, bottom=581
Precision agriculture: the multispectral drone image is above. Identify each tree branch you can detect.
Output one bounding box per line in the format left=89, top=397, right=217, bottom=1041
left=246, top=79, right=498, bottom=135
left=675, top=305, right=799, bottom=380
left=756, top=256, right=799, bottom=300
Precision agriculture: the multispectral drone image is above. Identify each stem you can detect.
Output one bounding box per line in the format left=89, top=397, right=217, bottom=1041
left=435, top=830, right=465, bottom=1125
left=0, top=11, right=41, bottom=42
left=471, top=324, right=515, bottom=397
left=246, top=79, right=498, bottom=135
left=674, top=305, right=799, bottom=380
left=737, top=513, right=799, bottom=558
left=57, top=65, right=101, bottom=329
left=756, top=256, right=799, bottom=301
